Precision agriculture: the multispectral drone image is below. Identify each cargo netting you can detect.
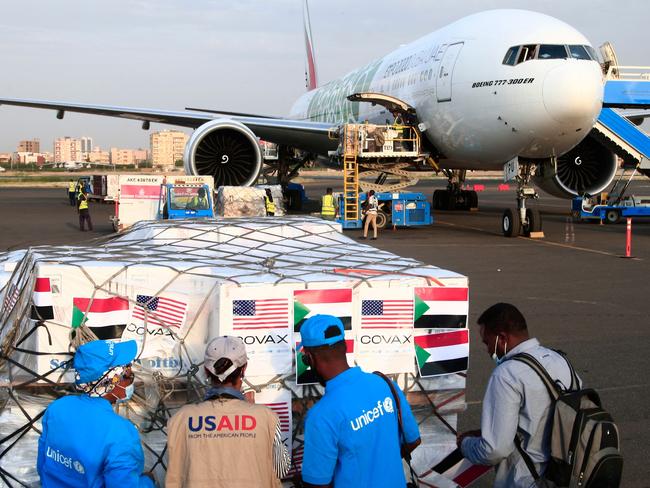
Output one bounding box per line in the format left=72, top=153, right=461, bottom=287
left=0, top=217, right=468, bottom=487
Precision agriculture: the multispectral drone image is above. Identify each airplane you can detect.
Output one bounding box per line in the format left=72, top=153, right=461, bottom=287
left=0, top=5, right=639, bottom=236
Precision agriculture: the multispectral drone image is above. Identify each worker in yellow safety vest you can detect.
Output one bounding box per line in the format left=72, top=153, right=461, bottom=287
left=321, top=187, right=338, bottom=220
left=67, top=180, right=77, bottom=207
left=264, top=188, right=276, bottom=216
left=188, top=187, right=209, bottom=209
left=78, top=188, right=93, bottom=231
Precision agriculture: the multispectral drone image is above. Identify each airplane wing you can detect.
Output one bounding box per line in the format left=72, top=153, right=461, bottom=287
left=0, top=97, right=337, bottom=153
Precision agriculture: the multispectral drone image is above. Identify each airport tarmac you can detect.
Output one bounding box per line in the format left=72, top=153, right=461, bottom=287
left=1, top=180, right=649, bottom=485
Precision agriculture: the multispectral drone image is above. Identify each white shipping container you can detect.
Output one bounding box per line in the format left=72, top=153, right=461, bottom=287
left=0, top=217, right=470, bottom=485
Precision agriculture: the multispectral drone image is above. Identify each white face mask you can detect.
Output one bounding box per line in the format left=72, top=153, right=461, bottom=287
left=116, top=383, right=134, bottom=403
left=491, top=337, right=508, bottom=365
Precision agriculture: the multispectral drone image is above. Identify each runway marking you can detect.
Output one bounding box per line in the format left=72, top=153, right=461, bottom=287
left=437, top=220, right=643, bottom=259
left=518, top=235, right=643, bottom=259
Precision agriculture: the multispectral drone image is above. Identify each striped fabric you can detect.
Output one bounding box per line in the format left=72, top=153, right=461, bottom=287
left=272, top=420, right=291, bottom=479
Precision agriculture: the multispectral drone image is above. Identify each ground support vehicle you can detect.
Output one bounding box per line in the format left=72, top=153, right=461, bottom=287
left=336, top=191, right=433, bottom=229
left=573, top=195, right=650, bottom=223
left=572, top=168, right=650, bottom=223
left=158, top=183, right=215, bottom=220
left=111, top=175, right=214, bottom=232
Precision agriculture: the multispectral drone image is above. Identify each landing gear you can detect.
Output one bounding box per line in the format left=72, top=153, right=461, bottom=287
left=502, top=161, right=543, bottom=237
left=432, top=170, right=479, bottom=211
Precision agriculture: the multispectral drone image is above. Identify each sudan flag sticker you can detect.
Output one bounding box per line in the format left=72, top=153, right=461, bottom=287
left=72, top=297, right=130, bottom=340
left=415, top=329, right=469, bottom=377
left=31, top=278, right=54, bottom=320
left=293, top=289, right=352, bottom=332
left=414, top=287, right=468, bottom=329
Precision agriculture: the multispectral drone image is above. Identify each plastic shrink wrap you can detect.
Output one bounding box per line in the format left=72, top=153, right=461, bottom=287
left=0, top=217, right=469, bottom=486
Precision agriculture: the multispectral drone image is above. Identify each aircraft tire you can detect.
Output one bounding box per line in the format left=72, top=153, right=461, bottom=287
left=502, top=208, right=521, bottom=237
left=526, top=208, right=542, bottom=234
left=443, top=191, right=456, bottom=211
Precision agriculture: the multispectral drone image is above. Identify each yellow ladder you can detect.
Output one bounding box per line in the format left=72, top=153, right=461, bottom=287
left=342, top=124, right=360, bottom=225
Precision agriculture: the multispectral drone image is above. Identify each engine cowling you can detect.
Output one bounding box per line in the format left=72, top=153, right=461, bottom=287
left=184, top=119, right=262, bottom=187
left=532, top=135, right=618, bottom=198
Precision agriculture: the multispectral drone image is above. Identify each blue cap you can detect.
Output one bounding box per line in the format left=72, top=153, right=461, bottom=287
left=74, top=340, right=138, bottom=384
left=300, top=314, right=345, bottom=347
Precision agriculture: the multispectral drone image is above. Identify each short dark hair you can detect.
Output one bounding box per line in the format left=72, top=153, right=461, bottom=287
left=477, top=303, right=528, bottom=334
left=206, top=357, right=243, bottom=385
left=326, top=187, right=333, bottom=194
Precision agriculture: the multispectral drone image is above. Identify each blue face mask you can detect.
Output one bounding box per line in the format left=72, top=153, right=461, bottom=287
left=116, top=383, right=134, bottom=403
left=491, top=337, right=508, bottom=365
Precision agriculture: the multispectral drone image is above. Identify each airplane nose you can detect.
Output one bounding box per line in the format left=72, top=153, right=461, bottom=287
left=543, top=62, right=603, bottom=125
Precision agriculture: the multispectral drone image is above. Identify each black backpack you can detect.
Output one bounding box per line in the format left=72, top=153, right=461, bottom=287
left=511, top=353, right=623, bottom=488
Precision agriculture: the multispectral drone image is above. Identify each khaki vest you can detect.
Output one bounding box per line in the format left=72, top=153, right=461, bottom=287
left=321, top=194, right=336, bottom=216
left=166, top=398, right=282, bottom=488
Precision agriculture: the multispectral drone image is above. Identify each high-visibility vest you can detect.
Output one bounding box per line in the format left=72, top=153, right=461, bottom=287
left=321, top=194, right=336, bottom=216
left=68, top=182, right=76, bottom=192
left=79, top=195, right=89, bottom=210
left=264, top=196, right=276, bottom=214
left=189, top=196, right=208, bottom=209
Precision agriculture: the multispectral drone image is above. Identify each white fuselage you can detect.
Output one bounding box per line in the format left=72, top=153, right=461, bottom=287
left=289, top=9, right=604, bottom=170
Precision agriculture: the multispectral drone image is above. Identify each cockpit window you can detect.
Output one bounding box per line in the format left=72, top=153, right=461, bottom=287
left=568, top=45, right=590, bottom=60
left=503, top=46, right=519, bottom=66
left=584, top=45, right=599, bottom=62
left=504, top=44, right=596, bottom=66
left=538, top=44, right=568, bottom=59
left=517, top=44, right=537, bottom=64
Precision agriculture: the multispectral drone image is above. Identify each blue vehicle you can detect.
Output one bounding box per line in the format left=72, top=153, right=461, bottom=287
left=336, top=191, right=433, bottom=229
left=158, top=183, right=215, bottom=220
left=572, top=195, right=650, bottom=224
left=572, top=167, right=650, bottom=224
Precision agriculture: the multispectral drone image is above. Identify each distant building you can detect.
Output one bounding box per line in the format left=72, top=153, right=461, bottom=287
left=54, top=137, right=82, bottom=163
left=16, top=152, right=46, bottom=165
left=150, top=130, right=188, bottom=168
left=80, top=136, right=93, bottom=154
left=0, top=153, right=12, bottom=165
left=88, top=147, right=110, bottom=164
left=18, top=139, right=40, bottom=154
left=133, top=148, right=149, bottom=164
left=110, top=148, right=150, bottom=166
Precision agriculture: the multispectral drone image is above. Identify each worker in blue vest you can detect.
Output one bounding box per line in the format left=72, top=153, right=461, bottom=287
left=321, top=187, right=338, bottom=220
left=37, top=339, right=155, bottom=487
left=78, top=188, right=93, bottom=231
left=264, top=188, right=276, bottom=216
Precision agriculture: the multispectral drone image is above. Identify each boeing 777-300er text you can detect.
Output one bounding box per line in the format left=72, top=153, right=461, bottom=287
left=0, top=8, right=626, bottom=236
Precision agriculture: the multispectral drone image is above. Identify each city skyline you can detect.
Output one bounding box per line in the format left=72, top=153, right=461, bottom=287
left=0, top=0, right=647, bottom=152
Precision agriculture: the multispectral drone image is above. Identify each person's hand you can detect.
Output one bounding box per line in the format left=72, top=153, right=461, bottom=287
left=244, top=390, right=256, bottom=404
left=457, top=429, right=481, bottom=448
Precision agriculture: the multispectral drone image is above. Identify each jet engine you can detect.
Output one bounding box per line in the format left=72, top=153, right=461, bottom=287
left=532, top=135, right=618, bottom=198
left=184, top=119, right=262, bottom=187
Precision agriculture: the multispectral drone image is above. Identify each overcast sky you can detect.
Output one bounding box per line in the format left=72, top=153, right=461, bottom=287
left=0, top=0, right=647, bottom=153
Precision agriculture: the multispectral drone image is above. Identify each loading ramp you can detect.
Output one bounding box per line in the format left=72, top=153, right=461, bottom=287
left=596, top=66, right=650, bottom=171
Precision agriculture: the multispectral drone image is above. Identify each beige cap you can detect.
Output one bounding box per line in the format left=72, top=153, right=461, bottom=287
left=204, top=336, right=248, bottom=382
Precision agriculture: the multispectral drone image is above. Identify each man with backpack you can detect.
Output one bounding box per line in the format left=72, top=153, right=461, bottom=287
left=459, top=303, right=622, bottom=487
